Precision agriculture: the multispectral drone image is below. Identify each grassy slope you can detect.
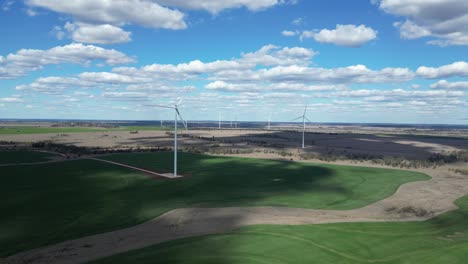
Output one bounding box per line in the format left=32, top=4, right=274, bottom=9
left=0, top=126, right=169, bottom=134
left=92, top=196, right=468, bottom=264
left=0, top=150, right=56, bottom=164
left=0, top=152, right=428, bottom=257
left=101, top=152, right=428, bottom=209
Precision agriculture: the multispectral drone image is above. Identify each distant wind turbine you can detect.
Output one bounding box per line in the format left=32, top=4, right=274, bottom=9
left=267, top=113, right=271, bottom=130
left=292, top=105, right=311, bottom=148
left=145, top=93, right=188, bottom=177
left=218, top=112, right=221, bottom=129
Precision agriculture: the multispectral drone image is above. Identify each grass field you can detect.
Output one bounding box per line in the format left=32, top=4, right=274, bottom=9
left=0, top=126, right=169, bottom=134
left=92, top=195, right=468, bottom=264
left=0, top=150, right=56, bottom=164
left=0, top=152, right=428, bottom=257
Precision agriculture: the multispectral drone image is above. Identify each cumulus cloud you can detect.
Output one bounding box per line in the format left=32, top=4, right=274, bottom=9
left=64, top=22, right=132, bottom=44
left=376, top=0, right=468, bottom=46
left=26, top=0, right=187, bottom=30
left=0, top=43, right=135, bottom=79
left=112, top=45, right=316, bottom=81
left=333, top=89, right=463, bottom=98
left=16, top=44, right=444, bottom=110
left=27, top=0, right=289, bottom=45
left=156, top=0, right=284, bottom=14
left=16, top=76, right=95, bottom=94
left=78, top=72, right=150, bottom=84
left=416, top=61, right=468, bottom=79
left=281, top=30, right=298, bottom=37
left=291, top=17, right=304, bottom=25
left=205, top=81, right=346, bottom=92
left=300, top=24, right=377, bottom=47
left=394, top=20, right=431, bottom=39
left=0, top=97, right=24, bottom=103
left=239, top=45, right=316, bottom=66
left=430, top=80, right=468, bottom=90
left=102, top=91, right=150, bottom=101
left=215, top=64, right=414, bottom=84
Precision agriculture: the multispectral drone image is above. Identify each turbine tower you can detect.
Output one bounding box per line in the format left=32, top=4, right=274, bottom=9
left=267, top=113, right=271, bottom=130
left=218, top=112, right=221, bottom=129
left=145, top=95, right=188, bottom=177
left=292, top=105, right=311, bottom=148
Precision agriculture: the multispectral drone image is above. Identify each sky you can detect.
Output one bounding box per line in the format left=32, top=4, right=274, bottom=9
left=0, top=0, right=467, bottom=124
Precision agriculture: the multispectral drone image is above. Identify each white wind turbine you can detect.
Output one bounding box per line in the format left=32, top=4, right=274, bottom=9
left=218, top=112, right=222, bottom=129
left=292, top=105, right=311, bottom=148
left=145, top=94, right=188, bottom=177
left=267, top=113, right=271, bottom=130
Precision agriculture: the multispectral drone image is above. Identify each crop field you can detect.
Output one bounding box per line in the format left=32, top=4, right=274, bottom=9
left=92, top=195, right=468, bottom=264
left=0, top=150, right=57, bottom=164
left=0, top=152, right=428, bottom=257
left=0, top=126, right=169, bottom=134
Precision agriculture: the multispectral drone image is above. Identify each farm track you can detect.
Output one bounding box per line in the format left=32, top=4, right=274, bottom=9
left=1, top=158, right=468, bottom=264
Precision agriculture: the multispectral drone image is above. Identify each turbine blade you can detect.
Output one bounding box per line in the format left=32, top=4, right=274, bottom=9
left=176, top=108, right=188, bottom=130
left=143, top=104, right=174, bottom=109
left=303, top=105, right=308, bottom=116
left=304, top=116, right=312, bottom=123
left=176, top=87, right=190, bottom=106
left=291, top=116, right=303, bottom=121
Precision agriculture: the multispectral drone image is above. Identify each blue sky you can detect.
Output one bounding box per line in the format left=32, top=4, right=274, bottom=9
left=0, top=0, right=467, bottom=124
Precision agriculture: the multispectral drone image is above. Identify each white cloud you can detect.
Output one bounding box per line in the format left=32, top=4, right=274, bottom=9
left=300, top=24, right=377, bottom=47
left=26, top=0, right=187, bottom=30
left=64, top=22, right=132, bottom=44
left=281, top=30, right=298, bottom=37
left=205, top=81, right=347, bottom=92
left=27, top=1, right=291, bottom=46
left=215, top=64, right=414, bottom=84
left=394, top=20, right=431, bottom=39
left=79, top=72, right=151, bottom=84
left=409, top=100, right=427, bottom=106
left=430, top=80, right=468, bottom=90
left=0, top=43, right=135, bottom=79
left=26, top=8, right=38, bottom=16
left=16, top=76, right=94, bottom=94
left=331, top=89, right=464, bottom=99
left=156, top=0, right=284, bottom=14
left=377, top=0, right=468, bottom=46
left=239, top=45, right=316, bottom=66
left=51, top=25, right=66, bottom=40
left=416, top=61, right=468, bottom=79
left=0, top=97, right=24, bottom=103
left=111, top=45, right=316, bottom=81
left=291, top=17, right=304, bottom=25
left=102, top=91, right=150, bottom=101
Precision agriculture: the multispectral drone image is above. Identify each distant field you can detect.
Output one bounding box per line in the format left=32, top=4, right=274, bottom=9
left=377, top=133, right=468, bottom=140
left=0, top=150, right=56, bottom=164
left=92, top=195, right=468, bottom=264
left=0, top=152, right=428, bottom=257
left=0, top=126, right=169, bottom=134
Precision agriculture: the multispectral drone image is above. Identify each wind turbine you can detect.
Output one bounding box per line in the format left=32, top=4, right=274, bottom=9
left=292, top=105, right=311, bottom=148
left=267, top=113, right=271, bottom=130
left=218, top=112, right=221, bottom=129
left=145, top=95, right=188, bottom=177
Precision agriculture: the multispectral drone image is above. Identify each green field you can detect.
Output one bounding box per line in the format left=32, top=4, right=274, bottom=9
left=0, top=126, right=169, bottom=134
left=0, top=150, right=56, bottom=164
left=0, top=152, right=428, bottom=257
left=92, top=195, right=468, bottom=264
